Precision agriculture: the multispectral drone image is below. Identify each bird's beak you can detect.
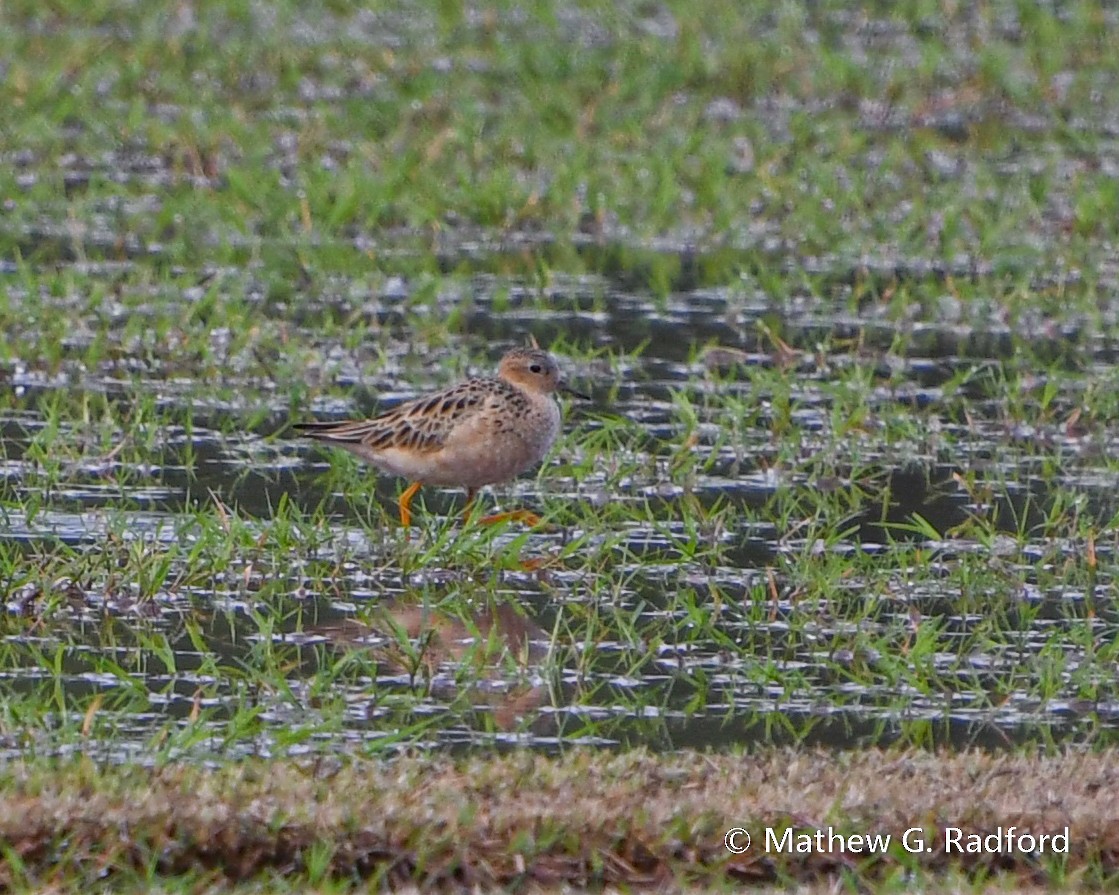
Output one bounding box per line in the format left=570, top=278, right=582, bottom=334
left=559, top=382, right=591, bottom=400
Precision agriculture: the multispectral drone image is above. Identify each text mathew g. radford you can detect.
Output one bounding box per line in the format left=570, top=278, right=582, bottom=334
left=763, top=825, right=1070, bottom=855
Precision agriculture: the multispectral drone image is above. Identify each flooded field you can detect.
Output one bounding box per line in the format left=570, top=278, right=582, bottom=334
left=4, top=250, right=1119, bottom=761
left=3, top=1, right=1119, bottom=764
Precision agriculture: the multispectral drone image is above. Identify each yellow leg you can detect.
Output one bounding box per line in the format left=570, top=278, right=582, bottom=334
left=461, top=488, right=477, bottom=522
left=460, top=489, right=542, bottom=528
left=398, top=481, right=422, bottom=526
left=479, top=508, right=543, bottom=527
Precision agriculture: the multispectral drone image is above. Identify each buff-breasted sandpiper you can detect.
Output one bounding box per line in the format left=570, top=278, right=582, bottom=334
left=294, top=347, right=580, bottom=526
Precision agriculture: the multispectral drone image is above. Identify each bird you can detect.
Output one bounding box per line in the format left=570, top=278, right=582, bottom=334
left=294, top=347, right=581, bottom=527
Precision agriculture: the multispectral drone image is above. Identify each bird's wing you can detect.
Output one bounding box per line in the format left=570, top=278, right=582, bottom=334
left=293, top=379, right=497, bottom=454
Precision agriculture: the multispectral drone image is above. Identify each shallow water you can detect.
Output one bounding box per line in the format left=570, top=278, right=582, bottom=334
left=3, top=249, right=1119, bottom=761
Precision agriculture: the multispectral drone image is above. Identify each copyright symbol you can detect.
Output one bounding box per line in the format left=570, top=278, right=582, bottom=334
left=725, top=828, right=751, bottom=853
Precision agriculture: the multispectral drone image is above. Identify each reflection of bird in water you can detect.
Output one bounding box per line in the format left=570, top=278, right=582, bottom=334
left=294, top=347, right=583, bottom=527
left=309, top=602, right=551, bottom=730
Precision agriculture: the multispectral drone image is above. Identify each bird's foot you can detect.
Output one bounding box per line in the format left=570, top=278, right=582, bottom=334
left=478, top=508, right=543, bottom=527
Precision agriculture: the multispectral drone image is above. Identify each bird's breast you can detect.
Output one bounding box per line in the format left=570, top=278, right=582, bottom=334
left=423, top=395, right=560, bottom=488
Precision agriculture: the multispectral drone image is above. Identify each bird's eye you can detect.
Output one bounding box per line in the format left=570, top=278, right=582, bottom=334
left=529, top=363, right=543, bottom=373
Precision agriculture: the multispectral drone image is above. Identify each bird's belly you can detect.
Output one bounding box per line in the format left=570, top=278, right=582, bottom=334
left=423, top=437, right=547, bottom=488
left=429, top=406, right=559, bottom=488
left=361, top=398, right=560, bottom=490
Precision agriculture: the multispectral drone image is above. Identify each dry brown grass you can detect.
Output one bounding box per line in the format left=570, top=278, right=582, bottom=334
left=1, top=748, right=1114, bottom=891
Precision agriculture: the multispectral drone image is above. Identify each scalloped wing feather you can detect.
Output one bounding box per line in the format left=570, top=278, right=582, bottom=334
left=294, top=379, right=506, bottom=454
